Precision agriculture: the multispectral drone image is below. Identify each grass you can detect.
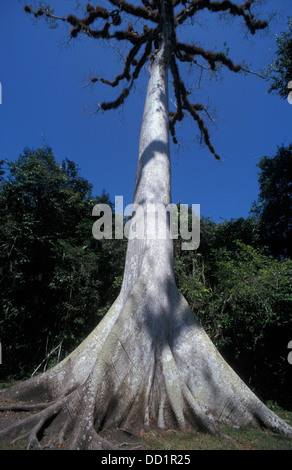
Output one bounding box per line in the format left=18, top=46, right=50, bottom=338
left=143, top=422, right=292, bottom=450
left=143, top=408, right=292, bottom=451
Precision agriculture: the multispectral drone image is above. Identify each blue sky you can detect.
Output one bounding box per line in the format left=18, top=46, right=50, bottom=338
left=0, top=0, right=291, bottom=223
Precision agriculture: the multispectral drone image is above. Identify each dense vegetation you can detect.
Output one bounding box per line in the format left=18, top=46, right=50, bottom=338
left=0, top=143, right=291, bottom=410
left=268, top=17, right=292, bottom=100
left=0, top=148, right=126, bottom=379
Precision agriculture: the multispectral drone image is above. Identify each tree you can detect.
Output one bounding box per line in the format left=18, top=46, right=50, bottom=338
left=252, top=144, right=292, bottom=258
left=268, top=17, right=292, bottom=100
left=1, top=1, right=291, bottom=450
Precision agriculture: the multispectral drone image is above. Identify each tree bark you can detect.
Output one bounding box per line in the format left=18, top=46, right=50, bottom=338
left=0, top=37, right=292, bottom=451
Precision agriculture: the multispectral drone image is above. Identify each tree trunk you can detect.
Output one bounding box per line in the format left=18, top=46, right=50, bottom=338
left=0, top=41, right=291, bottom=451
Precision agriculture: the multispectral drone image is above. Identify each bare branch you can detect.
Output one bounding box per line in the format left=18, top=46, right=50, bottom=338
left=99, top=41, right=145, bottom=87
left=107, top=0, right=160, bottom=23
left=177, top=42, right=242, bottom=72
left=23, top=0, right=269, bottom=160
left=176, top=0, right=268, bottom=35
left=240, top=66, right=267, bottom=80
left=100, top=85, right=132, bottom=110
left=169, top=56, right=220, bottom=159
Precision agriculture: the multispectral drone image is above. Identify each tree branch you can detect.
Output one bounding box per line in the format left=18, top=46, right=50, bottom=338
left=169, top=56, right=220, bottom=159
left=177, top=43, right=242, bottom=72
left=176, top=0, right=268, bottom=35
left=107, top=0, right=160, bottom=22
left=23, top=0, right=268, bottom=160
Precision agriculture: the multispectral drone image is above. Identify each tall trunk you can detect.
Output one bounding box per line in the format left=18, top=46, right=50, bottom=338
left=121, top=0, right=176, bottom=305
left=1, top=25, right=292, bottom=450
left=120, top=42, right=174, bottom=304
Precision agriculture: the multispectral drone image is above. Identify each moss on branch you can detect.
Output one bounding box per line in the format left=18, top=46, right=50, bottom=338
left=23, top=0, right=268, bottom=159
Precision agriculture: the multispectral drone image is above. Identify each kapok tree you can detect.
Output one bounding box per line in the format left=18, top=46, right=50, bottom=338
left=1, top=0, right=291, bottom=450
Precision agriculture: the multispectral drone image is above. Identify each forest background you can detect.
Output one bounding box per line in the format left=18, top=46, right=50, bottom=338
left=0, top=1, right=291, bottom=412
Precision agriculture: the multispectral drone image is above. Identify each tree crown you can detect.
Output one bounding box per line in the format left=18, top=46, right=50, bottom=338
left=24, top=0, right=268, bottom=159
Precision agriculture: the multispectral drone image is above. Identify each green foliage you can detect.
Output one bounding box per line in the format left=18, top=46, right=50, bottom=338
left=174, top=229, right=292, bottom=409
left=0, top=147, right=125, bottom=378
left=174, top=207, right=292, bottom=409
left=209, top=242, right=291, bottom=366
left=252, top=144, right=292, bottom=258
left=268, top=18, right=292, bottom=99
left=212, top=217, right=261, bottom=251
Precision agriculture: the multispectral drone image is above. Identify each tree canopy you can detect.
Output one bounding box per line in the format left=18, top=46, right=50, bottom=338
left=268, top=17, right=292, bottom=100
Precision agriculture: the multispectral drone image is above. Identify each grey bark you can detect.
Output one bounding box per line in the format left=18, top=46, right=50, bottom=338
left=0, top=34, right=292, bottom=450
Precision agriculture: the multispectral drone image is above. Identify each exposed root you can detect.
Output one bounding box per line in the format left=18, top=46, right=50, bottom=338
left=1, top=278, right=292, bottom=450
left=0, top=402, right=56, bottom=412
left=0, top=387, right=118, bottom=450
left=0, top=394, right=67, bottom=449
